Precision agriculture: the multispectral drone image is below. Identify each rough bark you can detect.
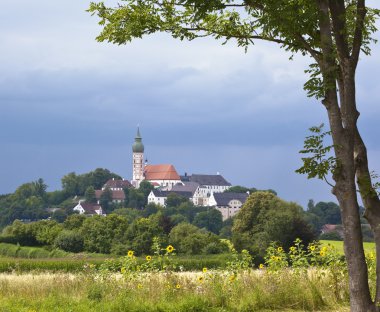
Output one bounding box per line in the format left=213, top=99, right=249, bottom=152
left=355, top=127, right=380, bottom=305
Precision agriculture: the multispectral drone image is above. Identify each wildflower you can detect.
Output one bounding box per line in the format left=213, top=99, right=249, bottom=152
left=198, top=276, right=204, bottom=283
left=229, top=275, right=236, bottom=282
left=176, top=284, right=181, bottom=289
left=202, top=267, right=207, bottom=273
left=275, top=257, right=280, bottom=261
left=128, top=250, right=134, bottom=257
left=166, top=245, right=175, bottom=253
left=320, top=250, right=326, bottom=257
left=137, top=284, right=143, bottom=289
left=146, top=255, right=152, bottom=261
left=259, top=264, right=264, bottom=269
left=277, top=247, right=283, bottom=252
left=271, top=255, right=276, bottom=261
left=309, top=245, right=316, bottom=251
left=290, top=246, right=296, bottom=252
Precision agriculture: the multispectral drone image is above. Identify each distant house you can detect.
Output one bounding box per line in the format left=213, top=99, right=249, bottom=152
left=95, top=189, right=126, bottom=204
left=102, top=178, right=132, bottom=191
left=73, top=201, right=104, bottom=216
left=147, top=189, right=193, bottom=207
left=208, top=192, right=249, bottom=220
left=181, top=174, right=231, bottom=206
left=94, top=178, right=132, bottom=204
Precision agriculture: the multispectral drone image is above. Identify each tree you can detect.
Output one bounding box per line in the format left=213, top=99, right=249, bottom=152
left=165, top=193, right=189, bottom=208
left=99, top=187, right=113, bottom=213
left=169, top=222, right=223, bottom=255
left=85, top=186, right=97, bottom=203
left=126, top=216, right=164, bottom=254
left=193, top=208, right=223, bottom=234
left=89, top=2, right=380, bottom=309
left=232, top=192, right=316, bottom=258
left=86, top=168, right=122, bottom=189
left=54, top=230, right=84, bottom=253
left=80, top=214, right=129, bottom=253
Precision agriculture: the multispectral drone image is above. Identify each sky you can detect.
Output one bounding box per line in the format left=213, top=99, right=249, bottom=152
left=1, top=1, right=379, bottom=208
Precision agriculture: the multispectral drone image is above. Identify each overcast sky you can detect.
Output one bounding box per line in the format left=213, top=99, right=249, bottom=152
left=1, top=1, right=379, bottom=208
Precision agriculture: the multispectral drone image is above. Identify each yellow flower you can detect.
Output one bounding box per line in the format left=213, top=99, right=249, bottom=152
left=146, top=255, right=152, bottom=261
left=277, top=247, right=283, bottom=252
left=176, top=284, right=181, bottom=289
left=128, top=250, right=134, bottom=257
left=198, top=276, right=204, bottom=283
left=309, top=245, right=316, bottom=251
left=137, top=284, right=143, bottom=289
left=202, top=267, right=207, bottom=273
left=229, top=275, right=236, bottom=282
left=259, top=264, right=264, bottom=269
left=271, top=255, right=276, bottom=261
left=320, top=251, right=326, bottom=257
left=275, top=257, right=280, bottom=261
left=166, top=245, right=175, bottom=253
left=290, top=246, right=296, bottom=252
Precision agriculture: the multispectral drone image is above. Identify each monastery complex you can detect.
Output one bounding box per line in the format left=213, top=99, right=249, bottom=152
left=75, top=128, right=249, bottom=220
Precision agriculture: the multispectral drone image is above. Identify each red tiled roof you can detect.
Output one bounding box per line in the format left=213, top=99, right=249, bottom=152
left=321, top=224, right=337, bottom=233
left=80, top=202, right=102, bottom=214
left=144, top=164, right=180, bottom=181
left=95, top=190, right=126, bottom=201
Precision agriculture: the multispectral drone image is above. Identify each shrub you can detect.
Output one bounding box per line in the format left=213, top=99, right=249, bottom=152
left=319, top=231, right=342, bottom=241
left=54, top=230, right=84, bottom=253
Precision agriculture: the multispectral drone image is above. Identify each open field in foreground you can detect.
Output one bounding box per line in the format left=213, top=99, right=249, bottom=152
left=320, top=240, right=375, bottom=255
left=0, top=270, right=350, bottom=312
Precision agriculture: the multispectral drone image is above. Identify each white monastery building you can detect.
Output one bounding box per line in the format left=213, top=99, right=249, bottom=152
left=208, top=192, right=249, bottom=220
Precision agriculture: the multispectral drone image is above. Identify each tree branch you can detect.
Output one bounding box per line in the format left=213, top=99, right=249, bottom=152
left=329, top=0, right=350, bottom=60
left=351, top=0, right=367, bottom=69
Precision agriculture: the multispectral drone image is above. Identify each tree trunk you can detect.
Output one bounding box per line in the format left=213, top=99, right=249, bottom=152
left=354, top=127, right=380, bottom=305
left=323, top=89, right=375, bottom=311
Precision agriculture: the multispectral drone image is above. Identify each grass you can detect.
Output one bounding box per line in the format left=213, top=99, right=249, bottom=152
left=320, top=240, right=375, bottom=255
left=0, top=270, right=350, bottom=311
left=0, top=243, right=111, bottom=259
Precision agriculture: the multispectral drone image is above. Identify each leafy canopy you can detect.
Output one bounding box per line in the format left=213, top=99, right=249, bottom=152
left=88, top=0, right=379, bottom=98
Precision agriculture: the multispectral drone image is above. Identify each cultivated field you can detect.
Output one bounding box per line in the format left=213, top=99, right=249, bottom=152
left=0, top=240, right=375, bottom=311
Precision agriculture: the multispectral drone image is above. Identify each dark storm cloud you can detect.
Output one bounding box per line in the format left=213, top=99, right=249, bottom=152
left=0, top=0, right=379, bottom=207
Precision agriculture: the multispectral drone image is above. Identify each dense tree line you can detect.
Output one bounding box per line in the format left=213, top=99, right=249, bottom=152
left=0, top=190, right=323, bottom=257
left=0, top=168, right=122, bottom=228
left=0, top=168, right=355, bottom=258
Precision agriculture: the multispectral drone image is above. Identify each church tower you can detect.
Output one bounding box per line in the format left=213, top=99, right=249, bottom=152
left=132, top=127, right=145, bottom=187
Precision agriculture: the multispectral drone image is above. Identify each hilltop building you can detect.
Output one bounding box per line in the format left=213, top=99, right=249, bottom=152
left=208, top=192, right=249, bottom=220
left=130, top=127, right=245, bottom=218
left=131, top=128, right=183, bottom=189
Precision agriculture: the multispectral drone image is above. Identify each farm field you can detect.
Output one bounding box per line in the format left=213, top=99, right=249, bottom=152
left=320, top=240, right=375, bottom=255
left=0, top=270, right=350, bottom=312
left=0, top=241, right=369, bottom=311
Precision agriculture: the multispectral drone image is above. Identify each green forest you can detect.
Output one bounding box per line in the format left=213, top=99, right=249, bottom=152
left=0, top=168, right=364, bottom=259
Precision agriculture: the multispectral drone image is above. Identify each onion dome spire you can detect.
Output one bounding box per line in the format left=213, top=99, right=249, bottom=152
left=132, top=126, right=144, bottom=153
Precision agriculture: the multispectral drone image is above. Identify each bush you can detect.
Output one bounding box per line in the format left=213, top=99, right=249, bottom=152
left=202, top=241, right=229, bottom=254
left=54, top=231, right=84, bottom=253
left=169, top=222, right=224, bottom=255
left=319, top=231, right=343, bottom=241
